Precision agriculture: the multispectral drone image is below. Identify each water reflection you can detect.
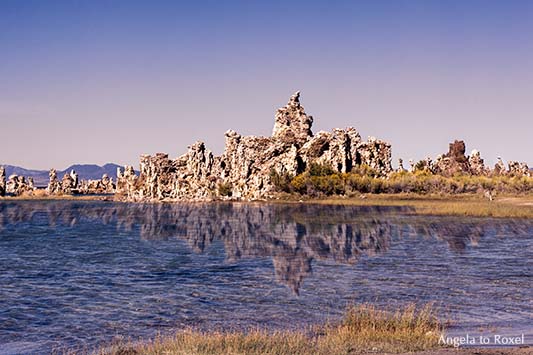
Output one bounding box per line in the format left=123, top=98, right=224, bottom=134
left=0, top=201, right=531, bottom=294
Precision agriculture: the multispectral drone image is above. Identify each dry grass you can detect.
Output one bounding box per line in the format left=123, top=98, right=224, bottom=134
left=0, top=192, right=112, bottom=201
left=88, top=304, right=443, bottom=355
left=305, top=193, right=533, bottom=218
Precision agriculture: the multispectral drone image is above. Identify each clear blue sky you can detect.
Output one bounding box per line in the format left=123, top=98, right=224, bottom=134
left=1, top=0, right=532, bottom=169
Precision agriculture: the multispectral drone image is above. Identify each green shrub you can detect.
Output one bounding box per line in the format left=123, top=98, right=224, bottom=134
left=308, top=162, right=336, bottom=177
left=270, top=169, right=294, bottom=193
left=285, top=168, right=533, bottom=197
left=218, top=182, right=233, bottom=197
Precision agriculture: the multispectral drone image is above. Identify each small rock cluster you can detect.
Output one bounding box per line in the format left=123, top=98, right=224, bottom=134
left=46, top=168, right=116, bottom=195
left=61, top=170, right=79, bottom=194
left=78, top=174, right=115, bottom=194
left=6, top=175, right=34, bottom=196
left=0, top=166, right=35, bottom=196
left=46, top=169, right=84, bottom=195
left=507, top=161, right=531, bottom=176
left=117, top=92, right=393, bottom=201
left=407, top=140, right=530, bottom=177
left=46, top=169, right=62, bottom=194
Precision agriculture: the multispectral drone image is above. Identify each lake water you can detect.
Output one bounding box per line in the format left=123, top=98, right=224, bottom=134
left=0, top=200, right=532, bottom=354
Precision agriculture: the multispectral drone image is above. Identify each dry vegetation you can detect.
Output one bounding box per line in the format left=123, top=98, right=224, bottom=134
left=0, top=189, right=113, bottom=201
left=271, top=163, right=533, bottom=218
left=87, top=304, right=443, bottom=355
left=271, top=163, right=533, bottom=196
left=301, top=194, right=533, bottom=218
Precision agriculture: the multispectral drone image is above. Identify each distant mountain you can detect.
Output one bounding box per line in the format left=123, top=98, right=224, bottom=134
left=2, top=163, right=123, bottom=187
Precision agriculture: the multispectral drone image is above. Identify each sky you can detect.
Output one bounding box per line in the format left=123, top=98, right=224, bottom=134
left=1, top=0, right=533, bottom=170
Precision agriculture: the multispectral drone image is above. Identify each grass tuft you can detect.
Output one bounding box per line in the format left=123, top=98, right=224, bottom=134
left=90, top=303, right=444, bottom=355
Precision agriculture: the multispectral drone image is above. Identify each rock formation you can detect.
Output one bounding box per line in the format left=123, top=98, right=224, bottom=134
left=116, top=166, right=137, bottom=198
left=47, top=169, right=62, bottom=194
left=397, top=159, right=406, bottom=172
left=61, top=171, right=76, bottom=194
left=416, top=140, right=492, bottom=177
left=6, top=174, right=34, bottom=196
left=494, top=157, right=507, bottom=175
left=272, top=91, right=313, bottom=146
left=78, top=174, right=115, bottom=194
left=432, top=140, right=472, bottom=176
left=117, top=92, right=393, bottom=201
left=468, top=150, right=488, bottom=175
left=508, top=161, right=531, bottom=177
left=0, top=166, right=5, bottom=196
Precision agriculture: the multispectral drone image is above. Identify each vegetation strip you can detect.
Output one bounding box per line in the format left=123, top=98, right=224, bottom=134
left=89, top=304, right=444, bottom=355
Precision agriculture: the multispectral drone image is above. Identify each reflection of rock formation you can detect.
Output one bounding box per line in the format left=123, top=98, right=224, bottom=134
left=0, top=201, right=530, bottom=293
left=116, top=92, right=392, bottom=202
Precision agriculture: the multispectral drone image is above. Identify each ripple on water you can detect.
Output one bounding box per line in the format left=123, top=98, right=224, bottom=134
left=0, top=201, right=532, bottom=353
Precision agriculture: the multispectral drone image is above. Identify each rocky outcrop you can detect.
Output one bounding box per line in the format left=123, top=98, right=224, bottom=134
left=468, top=150, right=488, bottom=175
left=47, top=169, right=62, bottom=194
left=118, top=92, right=393, bottom=201
left=494, top=157, right=506, bottom=175
left=272, top=91, right=313, bottom=146
left=61, top=170, right=78, bottom=194
left=0, top=166, right=5, bottom=196
left=78, top=174, right=115, bottom=194
left=432, top=140, right=472, bottom=176
left=508, top=161, right=530, bottom=177
left=6, top=174, right=34, bottom=196
left=116, top=166, right=137, bottom=199
left=397, top=159, right=406, bottom=172
left=408, top=141, right=532, bottom=178
left=409, top=140, right=490, bottom=177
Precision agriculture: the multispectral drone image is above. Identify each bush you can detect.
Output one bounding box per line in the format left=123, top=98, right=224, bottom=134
left=284, top=166, right=533, bottom=197
left=218, top=182, right=233, bottom=197
left=270, top=169, right=294, bottom=193
left=308, top=162, right=335, bottom=177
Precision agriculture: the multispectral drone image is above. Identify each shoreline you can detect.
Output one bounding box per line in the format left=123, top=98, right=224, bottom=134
left=2, top=193, right=533, bottom=218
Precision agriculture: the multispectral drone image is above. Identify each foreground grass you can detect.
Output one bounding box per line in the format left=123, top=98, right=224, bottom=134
left=290, top=193, right=533, bottom=218
left=92, top=304, right=443, bottom=355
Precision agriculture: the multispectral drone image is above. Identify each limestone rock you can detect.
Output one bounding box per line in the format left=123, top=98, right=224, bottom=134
left=116, top=166, right=138, bottom=199
left=28, top=177, right=34, bottom=190
left=468, top=150, right=488, bottom=175
left=432, top=140, right=472, bottom=176
left=272, top=91, right=313, bottom=146
left=6, top=174, right=34, bottom=196
left=508, top=161, right=530, bottom=176
left=397, top=159, right=406, bottom=172
left=79, top=173, right=115, bottom=194
left=47, top=169, right=62, bottom=194
left=120, top=91, right=393, bottom=201
left=355, top=137, right=393, bottom=174
left=101, top=174, right=115, bottom=193
left=494, top=157, right=507, bottom=175
left=61, top=173, right=75, bottom=194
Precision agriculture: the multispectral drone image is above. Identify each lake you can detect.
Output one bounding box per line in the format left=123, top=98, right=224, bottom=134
left=0, top=200, right=531, bottom=354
